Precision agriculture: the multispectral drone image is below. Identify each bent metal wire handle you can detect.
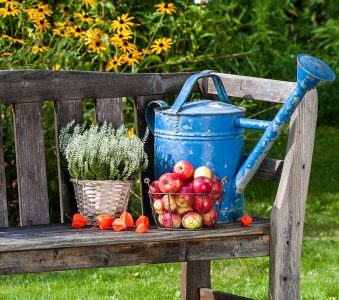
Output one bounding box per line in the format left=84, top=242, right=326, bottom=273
left=233, top=54, right=335, bottom=195
left=167, top=72, right=232, bottom=115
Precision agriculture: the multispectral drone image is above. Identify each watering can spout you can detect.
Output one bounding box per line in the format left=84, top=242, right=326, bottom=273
left=233, top=54, right=335, bottom=195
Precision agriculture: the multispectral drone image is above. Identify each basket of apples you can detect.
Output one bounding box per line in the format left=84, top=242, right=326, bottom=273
left=146, top=160, right=224, bottom=230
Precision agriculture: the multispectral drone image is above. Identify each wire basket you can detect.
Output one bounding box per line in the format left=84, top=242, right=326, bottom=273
left=70, top=179, right=133, bottom=224
left=145, top=178, right=224, bottom=230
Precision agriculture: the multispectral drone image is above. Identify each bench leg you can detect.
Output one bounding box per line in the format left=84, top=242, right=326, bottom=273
left=181, top=260, right=211, bottom=300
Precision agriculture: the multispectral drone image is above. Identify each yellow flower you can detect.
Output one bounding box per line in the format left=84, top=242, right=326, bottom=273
left=95, top=17, right=105, bottom=25
left=154, top=2, right=176, bottom=15
left=74, top=11, right=94, bottom=25
left=109, top=29, right=133, bottom=46
left=83, top=0, right=96, bottom=9
left=0, top=52, right=12, bottom=56
left=150, top=37, right=173, bottom=55
left=66, top=25, right=86, bottom=38
left=106, top=53, right=124, bottom=71
left=0, top=6, right=19, bottom=17
left=117, top=40, right=137, bottom=53
left=33, top=18, right=51, bottom=32
left=52, top=28, right=64, bottom=36
left=0, top=0, right=19, bottom=9
left=26, top=3, right=52, bottom=20
left=141, top=48, right=151, bottom=56
left=128, top=128, right=134, bottom=138
left=32, top=45, right=49, bottom=54
left=52, top=64, right=63, bottom=70
left=12, top=37, right=24, bottom=44
left=111, top=14, right=134, bottom=32
left=86, top=38, right=107, bottom=54
left=121, top=50, right=141, bottom=66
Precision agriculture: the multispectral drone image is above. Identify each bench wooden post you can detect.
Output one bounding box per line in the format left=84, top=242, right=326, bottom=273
left=181, top=260, right=211, bottom=300
left=269, top=90, right=318, bottom=299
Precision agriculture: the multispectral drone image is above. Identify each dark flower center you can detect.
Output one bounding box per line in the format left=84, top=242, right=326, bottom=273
left=113, top=61, right=117, bottom=65
left=96, top=42, right=100, bottom=46
left=84, top=14, right=88, bottom=18
left=8, top=7, right=12, bottom=11
left=128, top=54, right=133, bottom=58
left=164, top=4, right=169, bottom=8
left=39, top=8, right=43, bottom=12
left=159, top=43, right=164, bottom=47
left=64, top=6, right=69, bottom=12
left=76, top=28, right=81, bottom=32
left=40, top=19, right=44, bottom=24
left=119, top=20, right=125, bottom=24
left=69, top=17, right=74, bottom=22
left=119, top=34, right=123, bottom=38
left=123, top=41, right=128, bottom=46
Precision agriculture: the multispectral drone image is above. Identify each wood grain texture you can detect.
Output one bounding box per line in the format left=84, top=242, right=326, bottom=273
left=94, top=98, right=124, bottom=127
left=134, top=95, right=160, bottom=221
left=252, top=157, right=284, bottom=182
left=200, top=288, right=253, bottom=300
left=13, top=103, right=49, bottom=226
left=269, top=90, right=318, bottom=300
left=207, top=73, right=295, bottom=103
left=181, top=261, right=211, bottom=300
left=0, top=218, right=270, bottom=251
left=0, top=115, right=7, bottom=227
left=54, top=100, right=83, bottom=223
left=0, top=71, right=196, bottom=104
left=0, top=233, right=269, bottom=275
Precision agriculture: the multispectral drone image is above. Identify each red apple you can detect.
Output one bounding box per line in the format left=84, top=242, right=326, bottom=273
left=194, top=194, right=214, bottom=213
left=178, top=186, right=193, bottom=194
left=176, top=206, right=194, bottom=215
left=211, top=182, right=223, bottom=201
left=158, top=173, right=181, bottom=193
left=203, top=209, right=218, bottom=227
left=150, top=180, right=162, bottom=199
left=192, top=176, right=213, bottom=194
left=182, top=212, right=203, bottom=229
left=173, top=160, right=194, bottom=181
left=162, top=194, right=177, bottom=212
left=162, top=212, right=181, bottom=228
left=175, top=193, right=195, bottom=208
left=186, top=182, right=193, bottom=190
left=194, top=166, right=213, bottom=179
left=153, top=199, right=164, bottom=215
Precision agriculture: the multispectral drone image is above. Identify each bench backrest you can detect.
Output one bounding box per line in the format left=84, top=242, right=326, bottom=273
left=0, top=70, right=318, bottom=229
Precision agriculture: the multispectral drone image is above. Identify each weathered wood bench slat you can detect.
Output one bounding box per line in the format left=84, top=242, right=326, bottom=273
left=54, top=100, right=83, bottom=222
left=0, top=218, right=269, bottom=252
left=94, top=97, right=124, bottom=127
left=134, top=95, right=159, bottom=217
left=13, top=103, right=49, bottom=226
left=0, top=115, right=7, bottom=227
left=0, top=71, right=196, bottom=103
left=208, top=74, right=296, bottom=103
left=0, top=233, right=269, bottom=275
left=252, top=157, right=283, bottom=182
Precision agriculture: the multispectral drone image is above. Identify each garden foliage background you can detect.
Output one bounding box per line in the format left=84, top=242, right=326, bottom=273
left=0, top=0, right=338, bottom=224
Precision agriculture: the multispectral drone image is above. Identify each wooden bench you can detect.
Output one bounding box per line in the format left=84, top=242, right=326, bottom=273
left=0, top=70, right=317, bottom=299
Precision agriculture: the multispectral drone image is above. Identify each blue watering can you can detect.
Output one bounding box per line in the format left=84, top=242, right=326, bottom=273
left=145, top=54, right=335, bottom=222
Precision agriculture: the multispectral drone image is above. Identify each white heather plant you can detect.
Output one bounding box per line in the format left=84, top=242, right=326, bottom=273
left=59, top=121, right=149, bottom=180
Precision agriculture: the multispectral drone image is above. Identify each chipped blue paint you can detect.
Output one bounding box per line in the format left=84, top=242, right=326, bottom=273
left=146, top=55, right=335, bottom=223
left=234, top=118, right=271, bottom=130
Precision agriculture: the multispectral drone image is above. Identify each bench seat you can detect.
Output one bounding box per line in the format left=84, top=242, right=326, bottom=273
left=0, top=218, right=269, bottom=275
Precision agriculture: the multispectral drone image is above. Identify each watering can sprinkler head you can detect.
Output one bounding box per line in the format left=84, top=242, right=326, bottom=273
left=233, top=54, right=335, bottom=195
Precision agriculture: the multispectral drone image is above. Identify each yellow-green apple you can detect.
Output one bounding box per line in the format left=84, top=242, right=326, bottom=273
left=158, top=173, right=181, bottom=193
left=162, top=212, right=181, bottom=228
left=162, top=194, right=177, bottom=212
left=202, top=209, right=218, bottom=227
left=176, top=206, right=194, bottom=215
left=194, top=194, right=214, bottom=213
left=192, top=176, right=213, bottom=194
left=194, top=166, right=213, bottom=179
left=153, top=199, right=164, bottom=215
left=150, top=180, right=162, bottom=199
left=173, top=160, right=194, bottom=181
left=182, top=212, right=203, bottom=229
left=175, top=186, right=194, bottom=208
left=211, top=182, right=223, bottom=201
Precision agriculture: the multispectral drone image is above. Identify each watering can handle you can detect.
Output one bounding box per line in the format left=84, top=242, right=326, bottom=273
left=168, top=72, right=232, bottom=114
left=145, top=100, right=168, bottom=135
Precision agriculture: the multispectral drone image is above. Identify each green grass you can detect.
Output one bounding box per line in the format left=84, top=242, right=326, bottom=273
left=0, top=126, right=338, bottom=299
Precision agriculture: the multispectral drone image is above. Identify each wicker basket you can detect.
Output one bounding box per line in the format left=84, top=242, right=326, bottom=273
left=70, top=179, right=133, bottom=224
